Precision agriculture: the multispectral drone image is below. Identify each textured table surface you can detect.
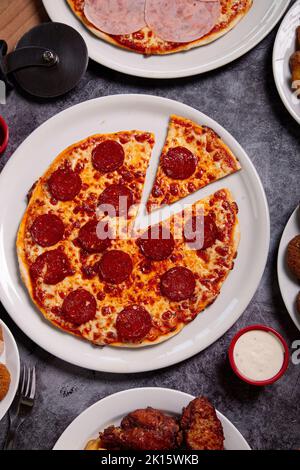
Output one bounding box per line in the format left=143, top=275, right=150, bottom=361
left=0, top=5, right=300, bottom=451
left=0, top=0, right=48, bottom=52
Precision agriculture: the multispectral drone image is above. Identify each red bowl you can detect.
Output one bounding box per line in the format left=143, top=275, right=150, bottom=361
left=228, top=325, right=290, bottom=386
left=0, top=115, right=9, bottom=154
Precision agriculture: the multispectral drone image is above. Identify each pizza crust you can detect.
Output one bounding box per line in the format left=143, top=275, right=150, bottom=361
left=66, top=0, right=253, bottom=55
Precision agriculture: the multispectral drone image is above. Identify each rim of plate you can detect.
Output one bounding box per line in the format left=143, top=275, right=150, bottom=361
left=0, top=320, right=20, bottom=421
left=273, top=0, right=300, bottom=125
left=277, top=206, right=300, bottom=331
left=53, top=387, right=251, bottom=450
left=42, top=0, right=291, bottom=79
left=0, top=94, right=270, bottom=373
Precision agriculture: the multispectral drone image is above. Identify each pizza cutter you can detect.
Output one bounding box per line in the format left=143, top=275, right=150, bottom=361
left=0, top=22, right=88, bottom=99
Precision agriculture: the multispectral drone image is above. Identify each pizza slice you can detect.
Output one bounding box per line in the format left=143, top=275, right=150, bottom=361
left=147, top=115, right=241, bottom=212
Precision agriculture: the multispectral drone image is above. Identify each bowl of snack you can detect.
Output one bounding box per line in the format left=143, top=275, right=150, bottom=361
left=0, top=320, right=20, bottom=420
left=289, top=26, right=300, bottom=96
left=287, top=233, right=300, bottom=313
left=278, top=205, right=300, bottom=331
left=273, top=0, right=300, bottom=124
left=229, top=325, right=289, bottom=386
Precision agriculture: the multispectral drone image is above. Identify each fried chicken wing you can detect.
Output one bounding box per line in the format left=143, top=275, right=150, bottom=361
left=290, top=26, right=300, bottom=95
left=0, top=326, right=4, bottom=355
left=0, top=363, right=11, bottom=401
left=99, top=407, right=182, bottom=451
left=290, top=51, right=300, bottom=93
left=180, top=397, right=224, bottom=450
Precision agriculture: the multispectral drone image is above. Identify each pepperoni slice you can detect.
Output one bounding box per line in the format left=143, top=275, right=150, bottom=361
left=98, top=184, right=134, bottom=217
left=160, top=267, right=196, bottom=302
left=61, top=288, right=97, bottom=325
left=116, top=305, right=152, bottom=343
left=92, top=140, right=125, bottom=173
left=30, top=249, right=73, bottom=285
left=48, top=168, right=82, bottom=201
left=137, top=226, right=175, bottom=261
left=78, top=220, right=112, bottom=253
left=184, top=213, right=219, bottom=250
left=98, top=250, right=133, bottom=284
left=161, top=147, right=197, bottom=180
left=30, top=214, right=64, bottom=247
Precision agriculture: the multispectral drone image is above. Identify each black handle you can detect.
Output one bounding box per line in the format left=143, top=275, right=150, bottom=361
left=0, top=41, right=59, bottom=91
left=5, top=46, right=59, bottom=74
left=0, top=40, right=13, bottom=89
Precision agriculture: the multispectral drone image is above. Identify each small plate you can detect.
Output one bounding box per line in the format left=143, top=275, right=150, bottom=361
left=0, top=320, right=20, bottom=421
left=273, top=0, right=300, bottom=124
left=43, top=0, right=291, bottom=79
left=53, top=387, right=251, bottom=450
left=277, top=206, right=300, bottom=331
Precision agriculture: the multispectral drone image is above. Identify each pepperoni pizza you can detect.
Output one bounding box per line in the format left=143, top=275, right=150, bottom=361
left=147, top=115, right=241, bottom=212
left=17, top=121, right=239, bottom=349
left=67, top=0, right=253, bottom=55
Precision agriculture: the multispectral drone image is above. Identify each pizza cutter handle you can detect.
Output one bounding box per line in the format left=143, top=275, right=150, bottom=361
left=0, top=40, right=13, bottom=89
left=0, top=40, right=59, bottom=89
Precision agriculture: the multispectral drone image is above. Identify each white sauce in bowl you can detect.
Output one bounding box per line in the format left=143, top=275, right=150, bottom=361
left=233, top=330, right=285, bottom=382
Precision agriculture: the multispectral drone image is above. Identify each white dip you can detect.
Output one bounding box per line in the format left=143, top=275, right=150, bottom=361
left=233, top=330, right=285, bottom=382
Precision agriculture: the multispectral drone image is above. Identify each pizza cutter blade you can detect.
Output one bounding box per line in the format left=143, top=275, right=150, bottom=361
left=0, top=22, right=88, bottom=99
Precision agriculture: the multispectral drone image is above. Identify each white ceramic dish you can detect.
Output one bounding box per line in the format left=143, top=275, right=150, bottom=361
left=53, top=387, right=251, bottom=450
left=43, top=0, right=291, bottom=79
left=273, top=0, right=300, bottom=124
left=0, top=94, right=270, bottom=373
left=0, top=320, right=20, bottom=421
left=278, top=206, right=300, bottom=331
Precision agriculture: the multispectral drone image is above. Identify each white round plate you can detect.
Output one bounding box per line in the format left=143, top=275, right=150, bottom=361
left=0, top=94, right=270, bottom=373
left=0, top=320, right=20, bottom=421
left=42, top=0, right=291, bottom=79
left=53, top=388, right=251, bottom=450
left=273, top=0, right=300, bottom=124
left=278, top=206, right=300, bottom=331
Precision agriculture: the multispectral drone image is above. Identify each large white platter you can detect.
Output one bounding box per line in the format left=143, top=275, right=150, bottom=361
left=0, top=320, right=20, bottom=421
left=273, top=0, right=300, bottom=125
left=278, top=206, right=300, bottom=331
left=42, top=0, right=291, bottom=79
left=0, top=94, right=270, bottom=373
left=54, top=387, right=251, bottom=450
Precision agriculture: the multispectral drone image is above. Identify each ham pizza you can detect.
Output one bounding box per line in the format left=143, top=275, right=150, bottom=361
left=66, top=0, right=253, bottom=55
left=147, top=115, right=241, bottom=212
left=17, top=119, right=239, bottom=352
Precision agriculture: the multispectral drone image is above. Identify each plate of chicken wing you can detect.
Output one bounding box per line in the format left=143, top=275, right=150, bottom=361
left=273, top=0, right=300, bottom=124
left=54, top=387, right=250, bottom=450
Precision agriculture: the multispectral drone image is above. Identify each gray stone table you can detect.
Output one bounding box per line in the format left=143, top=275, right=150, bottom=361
left=0, top=12, right=299, bottom=451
